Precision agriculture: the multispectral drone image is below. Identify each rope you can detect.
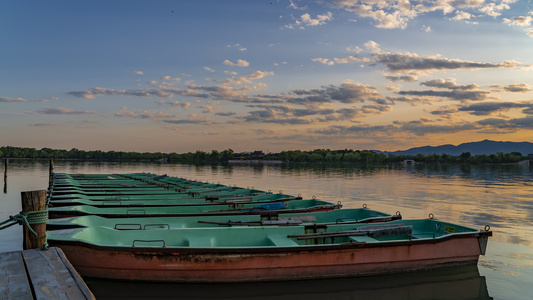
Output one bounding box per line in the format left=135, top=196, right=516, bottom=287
left=0, top=209, right=49, bottom=236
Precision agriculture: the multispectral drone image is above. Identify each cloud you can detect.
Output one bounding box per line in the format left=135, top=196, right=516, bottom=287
left=398, top=89, right=491, bottom=101
left=223, top=59, right=250, bottom=67
left=157, top=101, right=191, bottom=109
left=188, top=71, right=274, bottom=102
left=284, top=12, right=333, bottom=29
left=133, top=71, right=144, bottom=75
left=160, top=75, right=180, bottom=81
left=332, top=0, right=509, bottom=29
left=384, top=72, right=419, bottom=82
left=479, top=2, right=512, bottom=17
left=243, top=108, right=314, bottom=124
left=490, top=83, right=532, bottom=93
left=451, top=11, right=474, bottom=22
left=373, top=51, right=521, bottom=73
left=477, top=116, right=533, bottom=130
left=288, top=0, right=307, bottom=10
left=311, top=58, right=335, bottom=66
left=346, top=45, right=363, bottom=54
left=458, top=101, right=533, bottom=116
left=332, top=0, right=419, bottom=29
left=163, top=114, right=210, bottom=124
left=37, top=107, right=94, bottom=115
left=0, top=96, right=27, bottom=102
left=421, top=78, right=479, bottom=90
left=38, top=97, right=60, bottom=102
left=397, top=121, right=478, bottom=136
left=29, top=123, right=55, bottom=127
left=215, top=111, right=236, bottom=117
left=289, top=80, right=385, bottom=105
left=430, top=106, right=459, bottom=116
left=160, top=88, right=210, bottom=98
left=115, top=110, right=137, bottom=118
left=312, top=55, right=370, bottom=66
left=227, top=44, right=247, bottom=51
left=204, top=67, right=215, bottom=72
left=67, top=87, right=174, bottom=99
left=503, top=16, right=533, bottom=26
left=115, top=108, right=175, bottom=120
left=313, top=124, right=396, bottom=136
left=363, top=41, right=523, bottom=74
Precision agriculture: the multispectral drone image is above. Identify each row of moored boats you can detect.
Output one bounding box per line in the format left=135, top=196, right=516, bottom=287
left=46, top=172, right=492, bottom=282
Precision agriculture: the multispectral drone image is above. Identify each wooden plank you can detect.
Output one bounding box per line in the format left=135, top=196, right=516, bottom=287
left=23, top=248, right=95, bottom=300
left=0, top=251, right=33, bottom=300
left=54, top=248, right=95, bottom=300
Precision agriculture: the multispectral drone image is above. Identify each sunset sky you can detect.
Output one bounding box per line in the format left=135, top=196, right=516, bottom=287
left=1, top=0, right=532, bottom=153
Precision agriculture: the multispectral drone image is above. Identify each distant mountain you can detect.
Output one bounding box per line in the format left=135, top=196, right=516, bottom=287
left=382, top=140, right=533, bottom=156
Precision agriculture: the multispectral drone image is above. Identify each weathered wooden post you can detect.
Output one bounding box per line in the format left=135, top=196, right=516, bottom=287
left=21, top=190, right=48, bottom=250
left=49, top=159, right=54, bottom=188
left=3, top=158, right=7, bottom=193
left=49, top=159, right=54, bottom=175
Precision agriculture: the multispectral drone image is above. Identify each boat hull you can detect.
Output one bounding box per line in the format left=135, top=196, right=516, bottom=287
left=54, top=233, right=488, bottom=283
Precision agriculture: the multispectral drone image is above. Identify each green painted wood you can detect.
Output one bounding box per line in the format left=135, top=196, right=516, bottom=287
left=47, top=219, right=482, bottom=249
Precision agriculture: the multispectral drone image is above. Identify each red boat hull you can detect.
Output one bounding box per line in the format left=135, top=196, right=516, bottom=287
left=53, top=233, right=490, bottom=282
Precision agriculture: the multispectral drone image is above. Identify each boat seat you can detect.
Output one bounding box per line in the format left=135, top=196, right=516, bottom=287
left=348, top=236, right=379, bottom=243
left=267, top=235, right=299, bottom=246
left=187, top=237, right=214, bottom=247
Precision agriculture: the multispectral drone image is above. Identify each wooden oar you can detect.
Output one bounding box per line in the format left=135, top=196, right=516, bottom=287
left=288, top=224, right=412, bottom=240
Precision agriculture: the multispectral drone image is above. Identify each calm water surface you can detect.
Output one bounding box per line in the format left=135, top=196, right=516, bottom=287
left=1, top=160, right=532, bottom=300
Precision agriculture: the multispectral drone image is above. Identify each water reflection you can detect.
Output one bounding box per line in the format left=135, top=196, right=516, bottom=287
left=2, top=160, right=532, bottom=299
left=86, top=266, right=491, bottom=300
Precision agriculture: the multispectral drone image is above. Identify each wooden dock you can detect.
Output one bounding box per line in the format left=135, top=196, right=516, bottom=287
left=0, top=247, right=95, bottom=300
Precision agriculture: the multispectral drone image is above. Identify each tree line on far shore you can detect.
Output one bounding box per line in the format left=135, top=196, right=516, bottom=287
left=0, top=146, right=529, bottom=165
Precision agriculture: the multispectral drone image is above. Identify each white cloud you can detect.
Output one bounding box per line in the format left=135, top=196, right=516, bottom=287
left=227, top=44, right=247, bottom=51
left=312, top=55, right=369, bottom=66
left=0, top=96, right=27, bottom=102
left=479, top=1, right=512, bottom=17
left=503, top=16, right=533, bottom=26
left=451, top=11, right=473, bottom=21
left=346, top=46, right=363, bottom=53
left=38, top=107, right=94, bottom=115
left=284, top=12, right=333, bottom=29
left=288, top=0, right=307, bottom=10
left=311, top=58, right=335, bottom=65
left=223, top=59, right=250, bottom=67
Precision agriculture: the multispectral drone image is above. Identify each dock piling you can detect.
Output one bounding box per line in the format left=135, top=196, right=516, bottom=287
left=3, top=158, right=7, bottom=193
left=21, top=190, right=47, bottom=250
left=49, top=159, right=54, bottom=187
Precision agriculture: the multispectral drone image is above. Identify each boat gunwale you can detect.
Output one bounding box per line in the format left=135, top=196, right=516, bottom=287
left=48, top=230, right=492, bottom=254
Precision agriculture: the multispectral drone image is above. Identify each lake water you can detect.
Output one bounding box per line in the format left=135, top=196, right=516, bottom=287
left=1, top=160, right=532, bottom=300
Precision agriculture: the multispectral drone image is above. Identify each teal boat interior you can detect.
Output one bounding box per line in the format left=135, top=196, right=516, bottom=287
left=47, top=219, right=486, bottom=249
left=48, top=199, right=340, bottom=216
left=47, top=208, right=397, bottom=229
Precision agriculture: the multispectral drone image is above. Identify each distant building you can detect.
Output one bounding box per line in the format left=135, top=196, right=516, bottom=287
left=251, top=151, right=264, bottom=160
left=229, top=150, right=282, bottom=164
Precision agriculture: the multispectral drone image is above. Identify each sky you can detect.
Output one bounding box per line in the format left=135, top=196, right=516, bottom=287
left=1, top=0, right=533, bottom=153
